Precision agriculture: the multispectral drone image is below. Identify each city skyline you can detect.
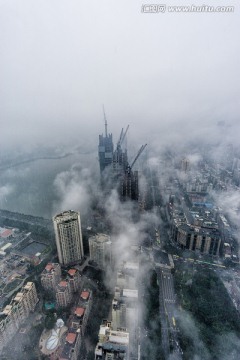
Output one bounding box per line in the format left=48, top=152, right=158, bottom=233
left=0, top=1, right=240, bottom=359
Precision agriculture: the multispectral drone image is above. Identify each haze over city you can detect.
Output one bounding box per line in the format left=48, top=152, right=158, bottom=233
left=0, top=1, right=240, bottom=360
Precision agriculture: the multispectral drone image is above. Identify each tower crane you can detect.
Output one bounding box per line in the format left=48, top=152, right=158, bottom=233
left=129, top=143, right=147, bottom=171
left=117, top=125, right=129, bottom=149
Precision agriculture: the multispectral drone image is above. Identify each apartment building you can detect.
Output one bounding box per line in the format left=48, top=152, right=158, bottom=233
left=41, top=263, right=61, bottom=293
left=0, top=282, right=38, bottom=352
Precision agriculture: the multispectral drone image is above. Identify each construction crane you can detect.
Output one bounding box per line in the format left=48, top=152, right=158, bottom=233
left=117, top=125, right=129, bottom=149
left=102, top=104, right=108, bottom=137
left=130, top=143, right=147, bottom=170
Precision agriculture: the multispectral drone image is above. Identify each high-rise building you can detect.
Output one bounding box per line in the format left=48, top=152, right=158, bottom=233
left=59, top=329, right=82, bottom=360
left=56, top=280, right=72, bottom=308
left=0, top=282, right=38, bottom=353
left=98, top=123, right=146, bottom=202
left=98, top=112, right=114, bottom=174
left=89, top=233, right=112, bottom=269
left=181, top=158, right=190, bottom=172
left=53, top=210, right=84, bottom=266
left=95, top=321, right=129, bottom=360
left=112, top=288, right=138, bottom=331
left=70, top=290, right=92, bottom=336
left=67, top=268, right=81, bottom=293
left=41, top=263, right=62, bottom=293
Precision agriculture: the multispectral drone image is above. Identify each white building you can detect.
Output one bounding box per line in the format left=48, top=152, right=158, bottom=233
left=53, top=210, right=84, bottom=266
left=95, top=321, right=129, bottom=360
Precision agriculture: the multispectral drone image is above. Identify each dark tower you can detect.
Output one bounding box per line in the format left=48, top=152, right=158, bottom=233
left=98, top=117, right=147, bottom=201
left=98, top=107, right=114, bottom=174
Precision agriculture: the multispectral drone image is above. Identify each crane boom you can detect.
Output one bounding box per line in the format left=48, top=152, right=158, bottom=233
left=117, top=128, right=124, bottom=148
left=121, top=125, right=129, bottom=147
left=102, top=105, right=108, bottom=137
left=117, top=125, right=129, bottom=149
left=130, top=144, right=147, bottom=169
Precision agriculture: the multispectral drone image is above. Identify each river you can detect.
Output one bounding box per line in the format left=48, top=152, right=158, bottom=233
left=0, top=151, right=98, bottom=219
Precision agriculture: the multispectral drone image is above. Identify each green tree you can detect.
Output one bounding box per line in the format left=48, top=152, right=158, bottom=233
left=44, top=313, right=55, bottom=329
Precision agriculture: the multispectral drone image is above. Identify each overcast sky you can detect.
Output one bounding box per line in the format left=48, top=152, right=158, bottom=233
left=1, top=0, right=240, bottom=152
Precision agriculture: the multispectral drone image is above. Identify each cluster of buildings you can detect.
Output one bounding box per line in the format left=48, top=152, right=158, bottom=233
left=166, top=157, right=238, bottom=260
left=0, top=282, right=38, bottom=352
left=95, top=260, right=139, bottom=360
left=169, top=202, right=222, bottom=256
left=95, top=321, right=130, bottom=360
left=41, top=263, right=82, bottom=308
left=59, top=289, right=92, bottom=359
left=39, top=289, right=92, bottom=360
left=38, top=209, right=96, bottom=359
left=98, top=121, right=146, bottom=201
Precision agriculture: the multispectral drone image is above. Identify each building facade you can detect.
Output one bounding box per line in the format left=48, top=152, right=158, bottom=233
left=59, top=329, right=82, bottom=360
left=95, top=321, right=129, bottom=360
left=67, top=268, right=81, bottom=293
left=89, top=234, right=112, bottom=269
left=41, top=263, right=62, bottom=293
left=53, top=210, right=84, bottom=266
left=56, top=281, right=72, bottom=308
left=0, top=282, right=38, bottom=353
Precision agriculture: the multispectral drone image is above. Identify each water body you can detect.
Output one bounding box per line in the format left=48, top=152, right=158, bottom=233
left=0, top=151, right=98, bottom=219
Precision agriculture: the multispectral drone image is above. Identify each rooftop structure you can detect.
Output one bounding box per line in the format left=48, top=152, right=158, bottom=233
left=39, top=319, right=67, bottom=357
left=112, top=287, right=139, bottom=332
left=95, top=321, right=129, bottom=360
left=80, top=291, right=90, bottom=301
left=0, top=228, right=13, bottom=239
left=116, top=262, right=139, bottom=289
left=69, top=289, right=92, bottom=336
left=59, top=328, right=81, bottom=360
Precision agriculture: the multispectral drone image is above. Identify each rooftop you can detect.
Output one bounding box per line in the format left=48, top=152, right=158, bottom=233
left=0, top=229, right=12, bottom=238
left=60, top=330, right=79, bottom=359
left=81, top=291, right=89, bottom=300
left=59, top=281, right=68, bottom=288
left=45, top=264, right=54, bottom=272
left=68, top=269, right=77, bottom=276
left=75, top=307, right=85, bottom=317
left=66, top=332, right=76, bottom=344
left=122, top=289, right=138, bottom=299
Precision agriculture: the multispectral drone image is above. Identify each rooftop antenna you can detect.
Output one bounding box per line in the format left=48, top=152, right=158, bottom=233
left=102, top=104, right=108, bottom=137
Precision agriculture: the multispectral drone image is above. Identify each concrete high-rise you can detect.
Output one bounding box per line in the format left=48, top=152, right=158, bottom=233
left=89, top=233, right=112, bottom=269
left=53, top=210, right=84, bottom=266
left=0, top=282, right=38, bottom=353
left=41, top=263, right=61, bottom=293
left=98, top=112, right=114, bottom=175
left=98, top=122, right=146, bottom=202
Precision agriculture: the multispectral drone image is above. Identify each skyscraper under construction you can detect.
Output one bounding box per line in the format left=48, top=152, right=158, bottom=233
left=98, top=107, right=114, bottom=174
left=98, top=113, right=146, bottom=201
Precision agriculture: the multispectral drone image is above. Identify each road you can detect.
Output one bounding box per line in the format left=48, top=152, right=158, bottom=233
left=157, top=267, right=182, bottom=359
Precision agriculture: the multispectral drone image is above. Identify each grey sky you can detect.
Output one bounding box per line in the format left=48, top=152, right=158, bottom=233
left=1, top=0, right=240, bottom=151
